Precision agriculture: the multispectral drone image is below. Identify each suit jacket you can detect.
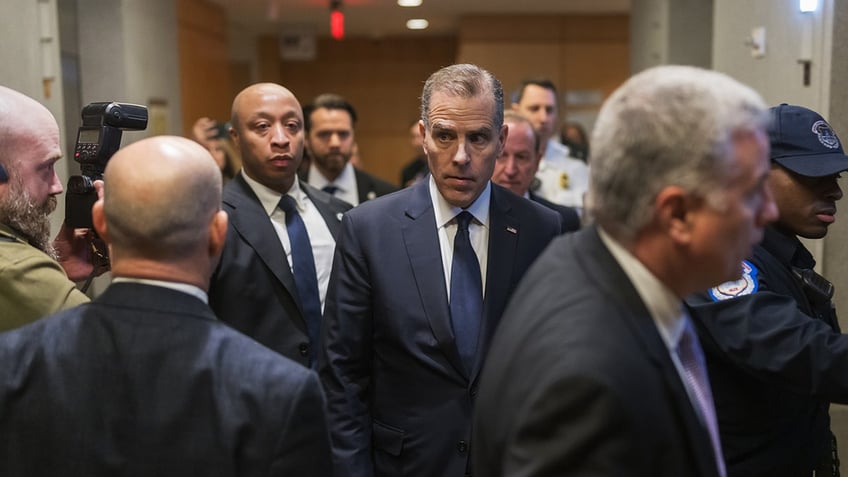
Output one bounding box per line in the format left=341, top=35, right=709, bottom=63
left=318, top=180, right=561, bottom=477
left=473, top=226, right=720, bottom=477
left=0, top=282, right=332, bottom=476
left=529, top=191, right=581, bottom=233
left=299, top=167, right=397, bottom=205
left=353, top=168, right=398, bottom=204
left=209, top=173, right=352, bottom=366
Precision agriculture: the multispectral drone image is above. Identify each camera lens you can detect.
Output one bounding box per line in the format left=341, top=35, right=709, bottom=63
left=67, top=175, right=94, bottom=195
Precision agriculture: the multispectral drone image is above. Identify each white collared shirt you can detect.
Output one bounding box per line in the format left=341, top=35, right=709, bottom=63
left=307, top=161, right=359, bottom=206
left=429, top=175, right=491, bottom=300
left=241, top=171, right=336, bottom=310
left=111, top=277, right=209, bottom=305
left=598, top=227, right=705, bottom=420
left=535, top=138, right=590, bottom=211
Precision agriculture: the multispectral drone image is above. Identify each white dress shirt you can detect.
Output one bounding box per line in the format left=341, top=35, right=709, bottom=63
left=241, top=172, right=336, bottom=310
left=598, top=227, right=714, bottom=424
left=307, top=161, right=359, bottom=206
left=535, top=138, right=590, bottom=211
left=429, top=175, right=491, bottom=300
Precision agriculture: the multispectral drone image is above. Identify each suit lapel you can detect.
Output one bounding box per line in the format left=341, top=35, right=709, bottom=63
left=577, top=227, right=719, bottom=477
left=224, top=175, right=303, bottom=319
left=401, top=181, right=467, bottom=378
left=471, top=187, right=519, bottom=383
left=354, top=168, right=369, bottom=204
left=301, top=181, right=344, bottom=240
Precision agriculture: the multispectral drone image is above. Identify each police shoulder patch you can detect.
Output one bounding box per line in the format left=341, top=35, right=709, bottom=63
left=708, top=260, right=759, bottom=302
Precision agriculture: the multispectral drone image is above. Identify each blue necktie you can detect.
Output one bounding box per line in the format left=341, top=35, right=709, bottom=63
left=279, top=195, right=322, bottom=365
left=322, top=185, right=338, bottom=195
left=449, top=211, right=482, bottom=374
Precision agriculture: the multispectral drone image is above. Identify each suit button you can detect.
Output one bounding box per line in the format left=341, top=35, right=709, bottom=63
left=470, top=388, right=478, bottom=397
left=298, top=343, right=309, bottom=357
left=457, top=440, right=468, bottom=453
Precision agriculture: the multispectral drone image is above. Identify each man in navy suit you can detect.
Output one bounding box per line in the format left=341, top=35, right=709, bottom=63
left=318, top=64, right=561, bottom=477
left=473, top=65, right=779, bottom=476
left=209, top=83, right=351, bottom=367
left=0, top=136, right=332, bottom=476
left=300, top=93, right=397, bottom=205
left=492, top=110, right=581, bottom=233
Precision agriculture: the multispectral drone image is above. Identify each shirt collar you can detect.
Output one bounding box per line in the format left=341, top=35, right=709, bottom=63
left=240, top=171, right=307, bottom=216
left=111, top=277, right=209, bottom=305
left=598, top=226, right=686, bottom=349
left=0, top=223, right=27, bottom=245
left=429, top=175, right=491, bottom=229
left=308, top=161, right=356, bottom=195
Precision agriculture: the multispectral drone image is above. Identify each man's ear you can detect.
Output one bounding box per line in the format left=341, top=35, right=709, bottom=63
left=208, top=210, right=228, bottom=259
left=91, top=199, right=109, bottom=243
left=498, top=123, right=509, bottom=156
left=654, top=185, right=694, bottom=244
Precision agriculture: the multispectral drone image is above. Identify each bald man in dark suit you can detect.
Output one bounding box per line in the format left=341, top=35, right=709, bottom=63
left=0, top=136, right=332, bottom=476
left=209, top=83, right=351, bottom=367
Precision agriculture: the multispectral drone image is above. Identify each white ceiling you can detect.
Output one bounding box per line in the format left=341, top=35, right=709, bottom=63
left=212, top=0, right=631, bottom=37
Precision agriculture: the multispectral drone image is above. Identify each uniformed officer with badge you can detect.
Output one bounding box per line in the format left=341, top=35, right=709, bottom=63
left=687, top=104, right=848, bottom=477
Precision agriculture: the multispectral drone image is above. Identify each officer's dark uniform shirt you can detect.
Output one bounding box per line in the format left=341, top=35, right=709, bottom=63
left=687, top=225, right=846, bottom=477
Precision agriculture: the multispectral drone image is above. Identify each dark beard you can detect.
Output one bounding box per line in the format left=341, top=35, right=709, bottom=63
left=0, top=181, right=57, bottom=259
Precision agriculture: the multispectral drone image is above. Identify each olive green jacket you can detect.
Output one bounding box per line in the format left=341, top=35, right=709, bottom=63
left=0, top=223, right=88, bottom=331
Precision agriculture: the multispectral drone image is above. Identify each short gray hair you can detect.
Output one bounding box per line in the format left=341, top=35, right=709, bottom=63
left=587, top=65, right=768, bottom=241
left=420, top=64, right=504, bottom=129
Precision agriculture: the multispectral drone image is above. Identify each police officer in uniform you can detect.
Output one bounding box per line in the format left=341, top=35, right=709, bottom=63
left=687, top=104, right=848, bottom=477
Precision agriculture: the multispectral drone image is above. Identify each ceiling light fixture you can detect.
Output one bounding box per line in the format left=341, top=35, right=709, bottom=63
left=800, top=0, right=818, bottom=12
left=398, top=0, right=423, bottom=6
left=406, top=18, right=429, bottom=30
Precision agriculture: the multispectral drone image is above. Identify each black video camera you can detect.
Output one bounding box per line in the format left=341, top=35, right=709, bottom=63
left=66, top=102, right=148, bottom=228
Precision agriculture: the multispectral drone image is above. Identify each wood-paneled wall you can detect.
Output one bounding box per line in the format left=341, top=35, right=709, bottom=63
left=197, top=14, right=629, bottom=185
left=177, top=0, right=232, bottom=136
left=257, top=35, right=456, bottom=185
left=458, top=15, right=630, bottom=125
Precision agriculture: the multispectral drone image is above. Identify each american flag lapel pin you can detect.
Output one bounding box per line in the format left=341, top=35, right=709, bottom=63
left=506, top=226, right=517, bottom=234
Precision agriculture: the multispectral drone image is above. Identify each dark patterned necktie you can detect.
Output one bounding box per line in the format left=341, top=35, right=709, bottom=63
left=279, top=195, right=322, bottom=365
left=322, top=185, right=338, bottom=195
left=449, top=211, right=482, bottom=374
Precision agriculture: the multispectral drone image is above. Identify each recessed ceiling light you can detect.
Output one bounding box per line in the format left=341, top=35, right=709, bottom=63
left=398, top=0, right=423, bottom=6
left=406, top=19, right=429, bottom=30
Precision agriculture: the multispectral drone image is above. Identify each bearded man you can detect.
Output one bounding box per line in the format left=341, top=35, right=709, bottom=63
left=0, top=86, right=105, bottom=330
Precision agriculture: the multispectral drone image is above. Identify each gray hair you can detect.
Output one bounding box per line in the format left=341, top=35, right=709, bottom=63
left=503, top=110, right=541, bottom=153
left=587, top=65, right=768, bottom=241
left=420, top=64, right=504, bottom=129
